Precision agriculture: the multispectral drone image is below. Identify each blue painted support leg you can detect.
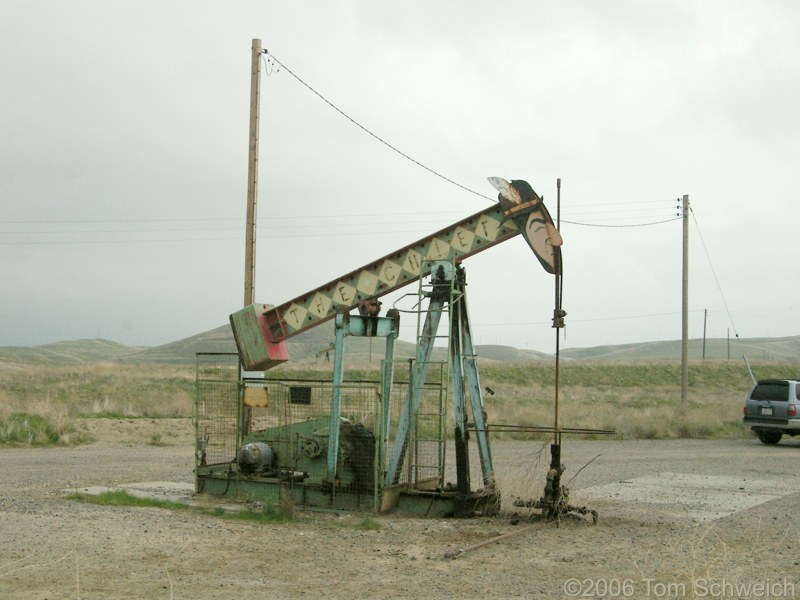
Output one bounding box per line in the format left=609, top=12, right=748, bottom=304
left=384, top=299, right=444, bottom=486
left=326, top=310, right=349, bottom=482
left=378, top=310, right=400, bottom=495
left=456, top=272, right=495, bottom=487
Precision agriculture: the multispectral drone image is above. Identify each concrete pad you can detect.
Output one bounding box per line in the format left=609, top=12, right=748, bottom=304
left=69, top=481, right=195, bottom=504
left=67, top=480, right=254, bottom=513
left=576, top=472, right=800, bottom=523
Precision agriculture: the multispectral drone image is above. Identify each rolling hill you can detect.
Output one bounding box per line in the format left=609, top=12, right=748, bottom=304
left=559, top=335, right=800, bottom=362
left=0, top=339, right=147, bottom=366
left=1, top=325, right=798, bottom=367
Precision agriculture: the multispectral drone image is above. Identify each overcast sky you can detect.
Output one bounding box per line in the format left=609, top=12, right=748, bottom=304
left=2, top=1, right=798, bottom=353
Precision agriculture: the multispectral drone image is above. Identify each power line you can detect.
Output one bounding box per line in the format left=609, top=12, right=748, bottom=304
left=0, top=205, right=672, bottom=226
left=264, top=51, right=496, bottom=203
left=0, top=237, right=243, bottom=245
left=470, top=309, right=704, bottom=328
left=0, top=218, right=461, bottom=235
left=263, top=52, right=684, bottom=229
left=0, top=211, right=462, bottom=225
left=1, top=205, right=679, bottom=232
left=567, top=199, right=670, bottom=207
left=0, top=213, right=681, bottom=242
left=0, top=227, right=244, bottom=235
left=562, top=216, right=681, bottom=228
left=689, top=207, right=740, bottom=338
left=566, top=206, right=676, bottom=216
left=0, top=227, right=466, bottom=245
left=0, top=214, right=683, bottom=235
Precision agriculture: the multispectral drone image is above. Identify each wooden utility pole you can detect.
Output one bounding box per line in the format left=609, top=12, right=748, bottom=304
left=702, top=308, right=707, bottom=360
left=680, top=195, right=689, bottom=406
left=244, top=38, right=263, bottom=307
left=727, top=328, right=730, bottom=360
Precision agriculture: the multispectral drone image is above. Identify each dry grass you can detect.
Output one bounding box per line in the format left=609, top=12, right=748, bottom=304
left=0, top=363, right=194, bottom=446
left=480, top=360, right=766, bottom=440
left=0, top=363, right=194, bottom=421
left=493, top=442, right=552, bottom=504
left=0, top=359, right=795, bottom=446
left=486, top=387, right=744, bottom=440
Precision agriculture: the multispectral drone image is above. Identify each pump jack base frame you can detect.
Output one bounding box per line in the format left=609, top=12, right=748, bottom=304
left=386, top=484, right=500, bottom=518
left=196, top=471, right=500, bottom=518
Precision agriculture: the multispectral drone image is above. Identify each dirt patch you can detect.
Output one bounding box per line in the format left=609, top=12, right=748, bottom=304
left=2, top=421, right=800, bottom=599
left=76, top=417, right=194, bottom=447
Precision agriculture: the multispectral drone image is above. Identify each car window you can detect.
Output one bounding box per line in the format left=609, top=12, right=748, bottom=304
left=752, top=382, right=789, bottom=401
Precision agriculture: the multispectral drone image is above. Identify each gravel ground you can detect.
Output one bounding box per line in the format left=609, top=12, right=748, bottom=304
left=2, top=419, right=800, bottom=599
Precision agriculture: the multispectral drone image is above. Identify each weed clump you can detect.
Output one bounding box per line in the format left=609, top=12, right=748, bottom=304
left=0, top=412, right=63, bottom=446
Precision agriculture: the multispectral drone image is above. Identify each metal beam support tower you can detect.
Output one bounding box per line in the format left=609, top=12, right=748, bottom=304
left=385, top=262, right=495, bottom=502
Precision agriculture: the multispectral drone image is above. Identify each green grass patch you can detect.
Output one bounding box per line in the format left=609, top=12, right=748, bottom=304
left=75, top=412, right=151, bottom=419
left=0, top=412, right=60, bottom=445
left=355, top=515, right=382, bottom=530
left=0, top=412, right=92, bottom=446
left=67, top=490, right=189, bottom=511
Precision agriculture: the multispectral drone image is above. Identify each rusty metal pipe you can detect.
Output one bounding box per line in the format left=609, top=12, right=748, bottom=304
left=444, top=523, right=542, bottom=559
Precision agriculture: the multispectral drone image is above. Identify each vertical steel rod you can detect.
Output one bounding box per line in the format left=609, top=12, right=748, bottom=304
left=553, top=178, right=562, bottom=441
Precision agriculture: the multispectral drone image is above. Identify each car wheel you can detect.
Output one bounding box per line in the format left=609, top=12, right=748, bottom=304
left=757, top=431, right=782, bottom=445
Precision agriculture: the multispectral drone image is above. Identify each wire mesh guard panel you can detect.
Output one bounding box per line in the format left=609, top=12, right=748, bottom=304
left=195, top=353, right=448, bottom=491
left=388, top=362, right=447, bottom=487
left=249, top=381, right=379, bottom=431
left=195, top=353, right=239, bottom=467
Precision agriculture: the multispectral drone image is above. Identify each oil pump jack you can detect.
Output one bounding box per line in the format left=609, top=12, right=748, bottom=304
left=197, top=178, right=563, bottom=517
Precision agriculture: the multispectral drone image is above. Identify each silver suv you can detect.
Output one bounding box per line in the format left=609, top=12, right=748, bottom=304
left=743, top=379, right=800, bottom=444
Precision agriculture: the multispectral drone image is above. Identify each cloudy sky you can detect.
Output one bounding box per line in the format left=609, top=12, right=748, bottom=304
left=2, top=1, right=798, bottom=353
